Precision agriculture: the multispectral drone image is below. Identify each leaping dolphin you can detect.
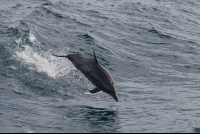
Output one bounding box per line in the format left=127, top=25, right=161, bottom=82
left=52, top=51, right=118, bottom=102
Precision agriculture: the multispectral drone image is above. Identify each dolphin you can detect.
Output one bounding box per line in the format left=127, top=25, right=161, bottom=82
left=52, top=51, right=118, bottom=102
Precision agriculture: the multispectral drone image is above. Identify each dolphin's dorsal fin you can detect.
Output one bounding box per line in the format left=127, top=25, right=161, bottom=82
left=93, top=51, right=98, bottom=63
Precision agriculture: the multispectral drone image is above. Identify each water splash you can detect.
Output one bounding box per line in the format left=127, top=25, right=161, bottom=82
left=29, top=30, right=37, bottom=43
left=16, top=45, right=73, bottom=78
left=15, top=31, right=74, bottom=79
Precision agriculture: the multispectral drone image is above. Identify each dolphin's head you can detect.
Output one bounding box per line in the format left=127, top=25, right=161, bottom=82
left=103, top=81, right=118, bottom=102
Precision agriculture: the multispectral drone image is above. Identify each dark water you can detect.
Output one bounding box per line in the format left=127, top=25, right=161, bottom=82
left=1, top=0, right=200, bottom=132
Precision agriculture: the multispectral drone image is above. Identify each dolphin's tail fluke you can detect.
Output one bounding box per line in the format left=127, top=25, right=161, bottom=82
left=52, top=54, right=68, bottom=57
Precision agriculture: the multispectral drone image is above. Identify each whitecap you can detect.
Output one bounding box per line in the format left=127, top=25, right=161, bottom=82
left=29, top=30, right=37, bottom=43
left=15, top=38, right=22, bottom=45
left=15, top=45, right=74, bottom=79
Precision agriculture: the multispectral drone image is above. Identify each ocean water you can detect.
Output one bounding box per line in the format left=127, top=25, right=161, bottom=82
left=1, top=0, right=200, bottom=132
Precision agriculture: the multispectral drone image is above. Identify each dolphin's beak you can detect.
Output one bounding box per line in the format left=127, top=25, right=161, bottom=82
left=111, top=93, right=118, bottom=102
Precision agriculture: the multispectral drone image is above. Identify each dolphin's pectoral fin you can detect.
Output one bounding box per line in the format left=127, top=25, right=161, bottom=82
left=89, top=88, right=101, bottom=93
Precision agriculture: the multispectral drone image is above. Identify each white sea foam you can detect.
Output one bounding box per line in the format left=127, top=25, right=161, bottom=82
left=29, top=30, right=37, bottom=43
left=15, top=38, right=22, bottom=45
left=15, top=45, right=73, bottom=78
left=15, top=32, right=73, bottom=78
left=24, top=128, right=34, bottom=133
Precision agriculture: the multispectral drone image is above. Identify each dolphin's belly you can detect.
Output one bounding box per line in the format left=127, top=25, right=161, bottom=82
left=79, top=67, right=104, bottom=89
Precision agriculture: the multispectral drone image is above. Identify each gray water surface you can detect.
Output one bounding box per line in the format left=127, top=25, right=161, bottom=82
left=1, top=0, right=200, bottom=132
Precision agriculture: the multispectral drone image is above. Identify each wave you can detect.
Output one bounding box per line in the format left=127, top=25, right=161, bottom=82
left=11, top=29, right=73, bottom=78
left=10, top=29, right=85, bottom=98
left=14, top=30, right=73, bottom=79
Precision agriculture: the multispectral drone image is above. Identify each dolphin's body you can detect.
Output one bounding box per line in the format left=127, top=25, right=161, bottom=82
left=52, top=51, right=118, bottom=102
